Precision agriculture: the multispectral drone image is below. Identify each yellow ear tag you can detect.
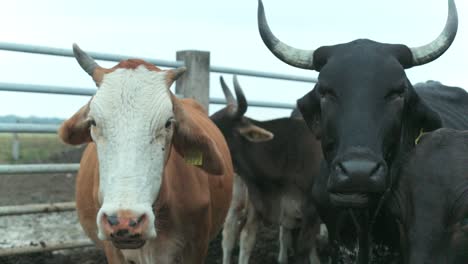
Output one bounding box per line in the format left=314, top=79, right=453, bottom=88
left=415, top=128, right=425, bottom=145
left=185, top=150, right=203, bottom=166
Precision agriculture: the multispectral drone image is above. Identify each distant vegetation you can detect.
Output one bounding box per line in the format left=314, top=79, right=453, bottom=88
left=0, top=115, right=64, bottom=124
left=0, top=115, right=72, bottom=164
left=0, top=134, right=71, bottom=164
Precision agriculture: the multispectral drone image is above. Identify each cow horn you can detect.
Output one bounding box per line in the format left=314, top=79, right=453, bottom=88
left=72, top=44, right=101, bottom=77
left=233, top=75, right=247, bottom=118
left=410, top=0, right=458, bottom=66
left=220, top=76, right=237, bottom=106
left=257, top=0, right=316, bottom=70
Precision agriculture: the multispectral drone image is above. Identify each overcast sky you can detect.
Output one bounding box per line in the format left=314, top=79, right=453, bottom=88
left=0, top=0, right=466, bottom=120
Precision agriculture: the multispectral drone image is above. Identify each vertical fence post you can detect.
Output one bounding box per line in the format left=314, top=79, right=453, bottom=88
left=12, top=133, right=20, bottom=161
left=175, top=51, right=210, bottom=111
left=12, top=118, right=20, bottom=161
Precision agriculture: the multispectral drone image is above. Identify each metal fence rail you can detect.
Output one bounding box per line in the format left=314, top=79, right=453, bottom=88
left=0, top=123, right=60, bottom=133
left=0, top=240, right=94, bottom=257
left=0, top=202, right=76, bottom=216
left=0, top=42, right=317, bottom=83
left=0, top=164, right=79, bottom=174
left=0, top=82, right=95, bottom=96
left=0, top=82, right=296, bottom=113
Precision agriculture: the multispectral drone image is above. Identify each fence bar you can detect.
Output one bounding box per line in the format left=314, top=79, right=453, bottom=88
left=0, top=42, right=184, bottom=69
left=210, top=97, right=295, bottom=109
left=0, top=240, right=94, bottom=257
left=210, top=65, right=317, bottom=83
left=0, top=82, right=95, bottom=96
left=0, top=164, right=79, bottom=174
left=0, top=202, right=76, bottom=216
left=0, top=42, right=317, bottom=83
left=0, top=123, right=59, bottom=133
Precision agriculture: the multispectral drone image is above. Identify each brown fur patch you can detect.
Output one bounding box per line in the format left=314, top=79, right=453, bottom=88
left=112, top=59, right=162, bottom=72
left=58, top=99, right=92, bottom=145
left=171, top=95, right=225, bottom=175
left=92, top=59, right=163, bottom=86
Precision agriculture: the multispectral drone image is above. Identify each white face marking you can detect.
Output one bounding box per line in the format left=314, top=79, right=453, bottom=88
left=88, top=65, right=173, bottom=239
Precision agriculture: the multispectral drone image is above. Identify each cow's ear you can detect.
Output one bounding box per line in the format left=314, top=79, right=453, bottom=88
left=171, top=97, right=225, bottom=175
left=403, top=89, right=441, bottom=147
left=58, top=100, right=93, bottom=145
left=297, top=88, right=322, bottom=139
left=238, top=124, right=274, bottom=143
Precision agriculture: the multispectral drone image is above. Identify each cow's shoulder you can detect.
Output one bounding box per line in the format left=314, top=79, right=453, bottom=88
left=416, top=128, right=468, bottom=150
left=414, top=81, right=468, bottom=103
left=414, top=81, right=468, bottom=130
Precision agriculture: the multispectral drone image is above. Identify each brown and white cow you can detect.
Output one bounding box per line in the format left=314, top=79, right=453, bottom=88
left=58, top=44, right=233, bottom=264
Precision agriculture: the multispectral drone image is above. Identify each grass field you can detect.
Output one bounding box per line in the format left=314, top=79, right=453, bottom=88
left=0, top=133, right=76, bottom=164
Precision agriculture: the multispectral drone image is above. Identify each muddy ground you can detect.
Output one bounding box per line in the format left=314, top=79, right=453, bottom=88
left=0, top=146, right=302, bottom=264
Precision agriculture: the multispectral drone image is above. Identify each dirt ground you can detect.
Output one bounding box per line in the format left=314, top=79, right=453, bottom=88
left=0, top=146, right=296, bottom=264
left=0, top=144, right=403, bottom=264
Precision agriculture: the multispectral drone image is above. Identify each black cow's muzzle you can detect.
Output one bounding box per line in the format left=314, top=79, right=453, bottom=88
left=327, top=154, right=387, bottom=207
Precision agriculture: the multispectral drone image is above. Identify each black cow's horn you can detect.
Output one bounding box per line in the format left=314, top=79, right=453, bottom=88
left=410, top=0, right=458, bottom=66
left=220, top=76, right=237, bottom=106
left=233, top=75, right=248, bottom=118
left=72, top=43, right=100, bottom=77
left=257, top=0, right=316, bottom=70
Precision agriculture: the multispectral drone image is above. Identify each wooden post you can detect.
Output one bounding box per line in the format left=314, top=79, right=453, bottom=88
left=12, top=133, right=20, bottom=161
left=175, top=50, right=210, bottom=111
left=12, top=118, right=20, bottom=161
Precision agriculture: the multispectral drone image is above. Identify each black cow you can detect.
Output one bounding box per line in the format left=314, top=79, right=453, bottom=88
left=387, top=128, right=468, bottom=264
left=414, top=81, right=468, bottom=130
left=257, top=0, right=459, bottom=208
left=210, top=76, right=324, bottom=264
left=308, top=81, right=468, bottom=263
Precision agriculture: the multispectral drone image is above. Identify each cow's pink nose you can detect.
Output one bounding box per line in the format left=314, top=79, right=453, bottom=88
left=101, top=213, right=148, bottom=240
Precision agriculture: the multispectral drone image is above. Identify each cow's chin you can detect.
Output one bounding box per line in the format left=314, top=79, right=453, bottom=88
left=329, top=193, right=369, bottom=208
left=112, top=239, right=146, bottom=249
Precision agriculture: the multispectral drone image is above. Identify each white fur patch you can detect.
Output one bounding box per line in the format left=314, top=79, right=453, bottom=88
left=88, top=65, right=173, bottom=240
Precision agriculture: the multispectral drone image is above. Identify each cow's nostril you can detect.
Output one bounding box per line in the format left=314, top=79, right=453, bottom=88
left=369, top=162, right=381, bottom=177
left=129, top=219, right=137, bottom=227
left=336, top=162, right=347, bottom=175
left=138, top=214, right=146, bottom=224
left=130, top=233, right=142, bottom=239
left=115, top=229, right=129, bottom=237
left=107, top=215, right=120, bottom=226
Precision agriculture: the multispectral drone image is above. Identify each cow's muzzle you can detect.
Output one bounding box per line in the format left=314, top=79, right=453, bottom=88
left=327, top=155, right=387, bottom=207
left=101, top=213, right=149, bottom=249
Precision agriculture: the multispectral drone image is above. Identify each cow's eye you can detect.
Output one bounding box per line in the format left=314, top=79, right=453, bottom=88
left=165, top=118, right=174, bottom=129
left=319, top=90, right=336, bottom=100
left=89, top=119, right=96, bottom=126
left=385, top=89, right=404, bottom=100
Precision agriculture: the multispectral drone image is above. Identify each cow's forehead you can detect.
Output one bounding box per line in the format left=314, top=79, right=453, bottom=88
left=89, top=65, right=172, bottom=126
left=317, top=42, right=408, bottom=93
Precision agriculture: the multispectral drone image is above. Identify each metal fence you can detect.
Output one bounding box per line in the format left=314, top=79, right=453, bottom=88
left=0, top=42, right=316, bottom=256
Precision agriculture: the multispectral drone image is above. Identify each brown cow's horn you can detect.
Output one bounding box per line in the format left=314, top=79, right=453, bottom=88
left=171, top=67, right=187, bottom=81
left=257, top=0, right=316, bottom=70
left=72, top=43, right=100, bottom=77
left=166, top=67, right=187, bottom=86
left=410, top=0, right=458, bottom=66
left=233, top=75, right=247, bottom=118
left=220, top=76, right=236, bottom=106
